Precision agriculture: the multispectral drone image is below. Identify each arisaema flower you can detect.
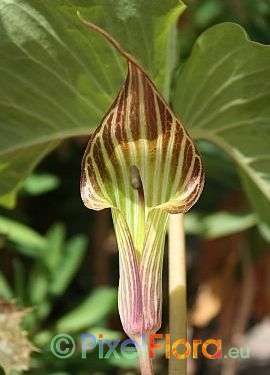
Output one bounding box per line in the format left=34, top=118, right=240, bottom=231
left=79, top=15, right=204, bottom=374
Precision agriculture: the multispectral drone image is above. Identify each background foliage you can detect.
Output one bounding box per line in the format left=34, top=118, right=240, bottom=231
left=0, top=0, right=270, bottom=374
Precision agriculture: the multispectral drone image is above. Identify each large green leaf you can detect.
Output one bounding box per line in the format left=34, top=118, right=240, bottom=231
left=172, top=22, right=270, bottom=229
left=0, top=0, right=185, bottom=206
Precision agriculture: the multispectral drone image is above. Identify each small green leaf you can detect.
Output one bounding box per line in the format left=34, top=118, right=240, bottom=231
left=49, top=235, right=87, bottom=296
left=0, top=215, right=45, bottom=256
left=173, top=22, right=270, bottom=230
left=28, top=263, right=49, bottom=306
left=185, top=211, right=257, bottom=239
left=202, top=211, right=257, bottom=239
left=56, top=287, right=117, bottom=333
left=22, top=173, right=60, bottom=196
left=43, top=223, right=65, bottom=271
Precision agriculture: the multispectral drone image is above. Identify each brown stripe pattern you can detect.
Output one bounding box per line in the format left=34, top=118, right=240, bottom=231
left=81, top=60, right=205, bottom=224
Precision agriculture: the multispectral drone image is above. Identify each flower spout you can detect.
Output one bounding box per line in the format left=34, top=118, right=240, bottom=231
left=112, top=207, right=168, bottom=339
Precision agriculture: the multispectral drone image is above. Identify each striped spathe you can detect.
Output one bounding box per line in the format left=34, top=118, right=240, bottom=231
left=79, top=14, right=205, bottom=355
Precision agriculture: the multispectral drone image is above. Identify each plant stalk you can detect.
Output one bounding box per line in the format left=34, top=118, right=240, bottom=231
left=136, top=334, right=154, bottom=375
left=168, top=213, right=187, bottom=375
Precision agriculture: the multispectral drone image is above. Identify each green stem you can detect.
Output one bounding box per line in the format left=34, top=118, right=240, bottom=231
left=168, top=213, right=187, bottom=375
